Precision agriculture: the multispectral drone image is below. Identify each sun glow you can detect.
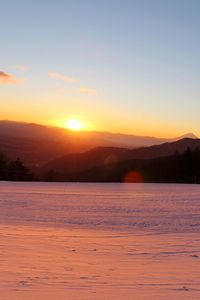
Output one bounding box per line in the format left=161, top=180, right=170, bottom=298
left=66, top=119, right=85, bottom=131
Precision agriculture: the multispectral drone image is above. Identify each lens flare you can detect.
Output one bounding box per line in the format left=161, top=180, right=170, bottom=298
left=123, top=171, right=144, bottom=183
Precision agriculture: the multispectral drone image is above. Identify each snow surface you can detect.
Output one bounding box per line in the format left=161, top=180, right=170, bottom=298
left=1, top=182, right=200, bottom=299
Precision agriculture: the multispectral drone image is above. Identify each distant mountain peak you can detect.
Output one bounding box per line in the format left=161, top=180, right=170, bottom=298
left=176, top=132, right=198, bottom=140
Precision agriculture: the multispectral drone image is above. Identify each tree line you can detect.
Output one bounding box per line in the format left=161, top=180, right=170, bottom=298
left=0, top=154, right=33, bottom=181
left=1, top=147, right=200, bottom=183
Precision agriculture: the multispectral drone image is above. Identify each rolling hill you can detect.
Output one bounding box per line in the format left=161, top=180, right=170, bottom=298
left=0, top=120, right=197, bottom=169
left=42, top=138, right=200, bottom=179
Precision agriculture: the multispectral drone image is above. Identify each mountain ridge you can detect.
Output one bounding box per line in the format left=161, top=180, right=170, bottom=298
left=42, top=137, right=200, bottom=177
left=0, top=120, right=198, bottom=169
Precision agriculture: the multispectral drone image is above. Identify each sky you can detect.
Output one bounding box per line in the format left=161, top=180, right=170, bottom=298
left=1, top=0, right=200, bottom=137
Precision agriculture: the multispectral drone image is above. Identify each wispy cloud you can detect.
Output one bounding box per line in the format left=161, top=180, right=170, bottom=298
left=14, top=64, right=27, bottom=72
left=79, top=87, right=97, bottom=96
left=48, top=71, right=77, bottom=83
left=0, top=71, right=24, bottom=84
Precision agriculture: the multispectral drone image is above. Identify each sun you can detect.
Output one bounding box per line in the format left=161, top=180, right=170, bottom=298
left=66, top=119, right=85, bottom=131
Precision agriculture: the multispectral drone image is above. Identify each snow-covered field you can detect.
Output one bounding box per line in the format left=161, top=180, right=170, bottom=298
left=1, top=182, right=200, bottom=299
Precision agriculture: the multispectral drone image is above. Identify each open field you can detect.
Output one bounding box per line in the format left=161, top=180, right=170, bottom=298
left=1, top=182, right=200, bottom=299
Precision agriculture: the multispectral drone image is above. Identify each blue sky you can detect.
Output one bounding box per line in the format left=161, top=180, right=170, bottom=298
left=1, top=0, right=200, bottom=136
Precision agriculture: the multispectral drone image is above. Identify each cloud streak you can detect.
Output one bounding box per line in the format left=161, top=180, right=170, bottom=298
left=0, top=71, right=23, bottom=84
left=79, top=87, right=97, bottom=96
left=14, top=64, right=27, bottom=72
left=48, top=71, right=77, bottom=83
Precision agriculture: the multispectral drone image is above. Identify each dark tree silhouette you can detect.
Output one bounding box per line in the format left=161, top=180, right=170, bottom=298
left=6, top=158, right=33, bottom=181
left=44, top=169, right=57, bottom=182
left=0, top=154, right=8, bottom=180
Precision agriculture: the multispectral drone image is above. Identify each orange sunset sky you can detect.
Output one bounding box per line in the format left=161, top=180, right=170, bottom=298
left=1, top=1, right=200, bottom=138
